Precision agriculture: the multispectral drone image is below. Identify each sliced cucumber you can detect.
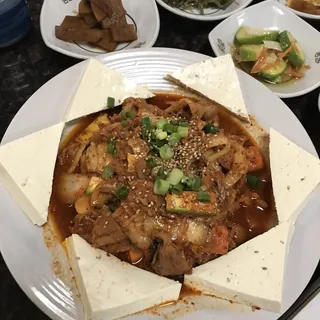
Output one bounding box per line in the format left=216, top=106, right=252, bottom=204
left=279, top=30, right=305, bottom=68
left=259, top=59, right=287, bottom=81
left=239, top=44, right=264, bottom=61
left=235, top=26, right=280, bottom=44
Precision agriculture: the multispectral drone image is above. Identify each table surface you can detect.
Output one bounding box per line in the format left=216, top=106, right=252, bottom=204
left=0, top=0, right=319, bottom=319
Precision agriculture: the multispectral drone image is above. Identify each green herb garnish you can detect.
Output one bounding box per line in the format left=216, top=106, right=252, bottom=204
left=141, top=117, right=152, bottom=129
left=197, top=190, right=210, bottom=202
left=103, top=167, right=113, bottom=179
left=120, top=109, right=135, bottom=120
left=115, top=185, right=129, bottom=200
left=247, top=175, right=261, bottom=190
left=107, top=96, right=115, bottom=109
left=107, top=138, right=116, bottom=154
left=146, top=158, right=157, bottom=168
left=203, top=124, right=220, bottom=134
left=108, top=199, right=121, bottom=213
left=156, top=167, right=167, bottom=179
left=169, top=183, right=184, bottom=195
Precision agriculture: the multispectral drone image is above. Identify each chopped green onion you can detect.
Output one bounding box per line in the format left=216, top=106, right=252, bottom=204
left=171, top=120, right=189, bottom=127
left=103, top=167, right=113, bottom=178
left=247, top=175, right=261, bottom=190
left=163, top=123, right=177, bottom=134
left=146, top=158, right=157, bottom=168
left=141, top=117, right=151, bottom=129
left=106, top=138, right=116, bottom=154
left=168, top=132, right=181, bottom=146
left=121, top=121, right=128, bottom=127
left=156, top=129, right=168, bottom=140
left=120, top=109, right=135, bottom=120
left=156, top=119, right=168, bottom=129
left=108, top=199, right=120, bottom=213
left=115, top=185, right=129, bottom=200
left=197, top=190, right=210, bottom=203
left=156, top=167, right=167, bottom=179
left=203, top=124, right=220, bottom=134
left=167, top=168, right=184, bottom=185
left=159, top=145, right=174, bottom=160
left=183, top=176, right=202, bottom=191
left=107, top=97, right=115, bottom=109
left=177, top=126, right=189, bottom=138
left=154, top=179, right=170, bottom=196
left=169, top=183, right=184, bottom=195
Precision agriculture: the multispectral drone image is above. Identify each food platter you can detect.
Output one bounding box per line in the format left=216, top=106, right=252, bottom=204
left=275, top=0, right=320, bottom=20
left=40, top=0, right=160, bottom=59
left=155, top=0, right=254, bottom=21
left=208, top=0, right=320, bottom=98
left=0, top=48, right=320, bottom=320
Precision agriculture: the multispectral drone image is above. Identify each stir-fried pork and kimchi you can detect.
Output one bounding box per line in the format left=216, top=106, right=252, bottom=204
left=50, top=94, right=277, bottom=278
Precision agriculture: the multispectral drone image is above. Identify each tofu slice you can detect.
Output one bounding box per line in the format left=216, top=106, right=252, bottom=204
left=65, top=59, right=154, bottom=122
left=270, top=128, right=320, bottom=224
left=0, top=123, right=64, bottom=226
left=185, top=221, right=295, bottom=312
left=167, top=54, right=249, bottom=121
left=65, top=234, right=182, bottom=320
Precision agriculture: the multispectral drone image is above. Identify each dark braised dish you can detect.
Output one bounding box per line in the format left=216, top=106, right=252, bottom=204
left=50, top=94, right=276, bottom=278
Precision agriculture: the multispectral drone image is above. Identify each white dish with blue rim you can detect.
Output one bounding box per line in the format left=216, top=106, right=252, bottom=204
left=40, top=0, right=160, bottom=60
left=155, top=0, right=254, bottom=21
left=208, top=0, right=320, bottom=98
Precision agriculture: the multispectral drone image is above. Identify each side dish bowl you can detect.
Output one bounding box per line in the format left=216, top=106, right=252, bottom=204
left=208, top=0, right=320, bottom=98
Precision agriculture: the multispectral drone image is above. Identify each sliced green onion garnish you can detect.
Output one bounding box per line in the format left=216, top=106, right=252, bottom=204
left=177, top=126, right=189, bottom=138
left=108, top=199, right=120, bottom=213
left=197, top=190, right=210, bottom=203
left=203, top=124, right=220, bottom=134
left=121, top=121, right=128, bottom=127
left=106, top=138, right=116, bottom=154
left=141, top=117, right=151, bottom=129
left=115, top=185, right=129, bottom=200
left=156, top=167, right=167, bottom=179
left=247, top=175, right=261, bottom=190
left=168, top=132, right=181, bottom=146
left=183, top=176, right=202, bottom=191
left=167, top=168, right=184, bottom=185
left=107, top=96, right=115, bottom=109
left=159, top=145, right=174, bottom=160
left=146, top=158, right=157, bottom=168
left=156, top=129, right=167, bottom=140
left=120, top=109, right=135, bottom=120
left=169, top=183, right=184, bottom=195
left=103, top=167, right=113, bottom=178
left=163, top=123, right=177, bottom=134
left=171, top=120, right=189, bottom=127
left=156, top=119, right=168, bottom=129
left=154, top=179, right=170, bottom=196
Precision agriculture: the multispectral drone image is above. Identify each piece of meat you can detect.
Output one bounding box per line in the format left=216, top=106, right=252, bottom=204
left=93, top=30, right=117, bottom=51
left=60, top=16, right=90, bottom=29
left=55, top=26, right=102, bottom=42
left=83, top=13, right=98, bottom=27
left=92, top=215, right=127, bottom=248
left=151, top=243, right=192, bottom=276
left=72, top=214, right=95, bottom=244
left=211, top=225, right=229, bottom=255
left=91, top=2, right=107, bottom=22
left=79, top=0, right=93, bottom=16
left=58, top=142, right=87, bottom=173
left=110, top=24, right=137, bottom=42
left=103, top=239, right=134, bottom=255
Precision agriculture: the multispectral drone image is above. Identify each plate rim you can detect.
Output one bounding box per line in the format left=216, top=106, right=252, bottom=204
left=39, top=0, right=161, bottom=60
left=272, top=0, right=320, bottom=20
left=1, top=47, right=319, bottom=320
left=208, top=0, right=320, bottom=98
left=155, top=0, right=254, bottom=21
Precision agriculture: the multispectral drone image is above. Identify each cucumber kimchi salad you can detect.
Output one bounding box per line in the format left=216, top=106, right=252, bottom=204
left=231, top=26, right=310, bottom=85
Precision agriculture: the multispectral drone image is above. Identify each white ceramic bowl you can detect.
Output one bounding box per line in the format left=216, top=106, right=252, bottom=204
left=209, top=0, right=320, bottom=98
left=40, top=0, right=160, bottom=59
left=155, top=0, right=254, bottom=21
left=275, top=0, right=320, bottom=20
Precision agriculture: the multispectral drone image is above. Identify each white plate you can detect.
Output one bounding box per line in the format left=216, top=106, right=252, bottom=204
left=274, top=0, right=320, bottom=20
left=208, top=0, right=320, bottom=98
left=40, top=0, right=160, bottom=59
left=0, top=48, right=320, bottom=320
left=155, top=0, right=254, bottom=21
